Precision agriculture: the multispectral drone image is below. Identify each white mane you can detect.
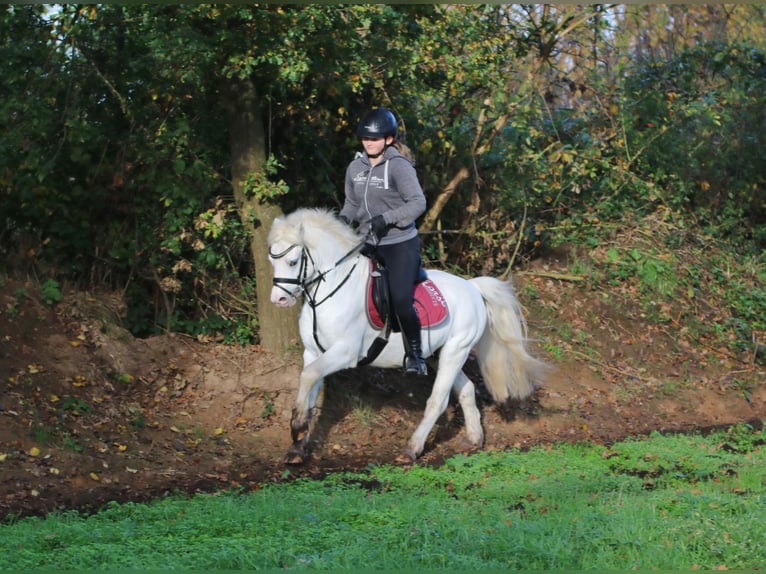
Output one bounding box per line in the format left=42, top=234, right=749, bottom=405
left=268, top=208, right=361, bottom=256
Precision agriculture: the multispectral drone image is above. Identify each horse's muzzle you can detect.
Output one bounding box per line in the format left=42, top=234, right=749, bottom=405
left=271, top=287, right=298, bottom=308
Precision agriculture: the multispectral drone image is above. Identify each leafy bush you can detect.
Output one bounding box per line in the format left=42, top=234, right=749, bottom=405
left=2, top=7, right=765, bottom=344
left=622, top=43, right=766, bottom=244
left=39, top=279, right=62, bottom=307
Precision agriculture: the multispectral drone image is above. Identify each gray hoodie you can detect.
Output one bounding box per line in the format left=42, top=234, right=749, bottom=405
left=340, top=146, right=427, bottom=246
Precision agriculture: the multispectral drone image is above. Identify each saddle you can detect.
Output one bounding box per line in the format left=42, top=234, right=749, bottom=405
left=366, top=259, right=448, bottom=330
left=358, top=257, right=448, bottom=367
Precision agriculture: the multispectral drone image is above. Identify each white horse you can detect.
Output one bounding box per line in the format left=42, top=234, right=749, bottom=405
left=267, top=207, right=548, bottom=464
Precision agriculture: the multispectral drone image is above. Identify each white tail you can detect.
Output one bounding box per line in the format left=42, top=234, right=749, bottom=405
left=470, top=276, right=549, bottom=403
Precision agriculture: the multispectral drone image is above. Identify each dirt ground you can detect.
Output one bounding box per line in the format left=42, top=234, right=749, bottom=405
left=1, top=256, right=764, bottom=519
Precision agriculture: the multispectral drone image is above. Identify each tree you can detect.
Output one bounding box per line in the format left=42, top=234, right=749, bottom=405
left=224, top=77, right=300, bottom=352
left=4, top=3, right=766, bottom=349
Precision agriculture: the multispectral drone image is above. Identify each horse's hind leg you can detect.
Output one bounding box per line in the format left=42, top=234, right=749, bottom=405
left=452, top=370, right=484, bottom=452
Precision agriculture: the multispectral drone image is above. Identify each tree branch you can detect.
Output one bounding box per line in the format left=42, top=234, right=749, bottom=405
left=74, top=41, right=130, bottom=118
left=419, top=105, right=511, bottom=234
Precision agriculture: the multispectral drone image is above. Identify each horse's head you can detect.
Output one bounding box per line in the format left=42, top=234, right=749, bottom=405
left=267, top=208, right=359, bottom=308
left=267, top=216, right=308, bottom=308
left=268, top=243, right=305, bottom=308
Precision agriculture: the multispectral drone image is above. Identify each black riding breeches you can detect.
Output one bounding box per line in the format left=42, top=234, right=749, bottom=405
left=371, top=236, right=422, bottom=336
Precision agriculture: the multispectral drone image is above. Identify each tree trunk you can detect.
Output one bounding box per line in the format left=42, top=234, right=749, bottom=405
left=225, top=77, right=300, bottom=354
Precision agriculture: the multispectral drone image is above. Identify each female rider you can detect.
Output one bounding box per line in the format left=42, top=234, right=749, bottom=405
left=339, top=107, right=428, bottom=376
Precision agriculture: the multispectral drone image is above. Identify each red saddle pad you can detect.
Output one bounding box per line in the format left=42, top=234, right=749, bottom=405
left=367, top=271, right=449, bottom=330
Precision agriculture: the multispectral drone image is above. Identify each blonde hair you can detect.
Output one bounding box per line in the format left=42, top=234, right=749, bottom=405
left=391, top=140, right=414, bottom=162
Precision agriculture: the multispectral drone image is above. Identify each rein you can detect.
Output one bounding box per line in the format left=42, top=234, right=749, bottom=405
left=270, top=239, right=367, bottom=352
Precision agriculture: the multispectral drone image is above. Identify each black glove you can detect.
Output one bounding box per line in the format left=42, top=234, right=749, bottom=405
left=368, top=215, right=389, bottom=240
left=338, top=215, right=352, bottom=226
left=360, top=243, right=377, bottom=258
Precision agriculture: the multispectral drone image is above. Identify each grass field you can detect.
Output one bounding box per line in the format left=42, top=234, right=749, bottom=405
left=3, top=424, right=765, bottom=570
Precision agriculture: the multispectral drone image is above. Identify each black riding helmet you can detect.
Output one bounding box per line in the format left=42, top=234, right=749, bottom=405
left=356, top=108, right=398, bottom=139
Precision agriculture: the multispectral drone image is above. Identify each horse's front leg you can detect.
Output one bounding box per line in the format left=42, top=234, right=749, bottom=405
left=286, top=343, right=356, bottom=465
left=286, top=374, right=324, bottom=464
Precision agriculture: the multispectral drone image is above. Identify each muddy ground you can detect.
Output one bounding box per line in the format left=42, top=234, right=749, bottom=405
left=1, top=255, right=764, bottom=519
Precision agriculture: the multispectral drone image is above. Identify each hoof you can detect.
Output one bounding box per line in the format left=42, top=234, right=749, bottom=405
left=395, top=448, right=417, bottom=465
left=285, top=454, right=305, bottom=465
left=457, top=437, right=482, bottom=454
left=285, top=447, right=307, bottom=465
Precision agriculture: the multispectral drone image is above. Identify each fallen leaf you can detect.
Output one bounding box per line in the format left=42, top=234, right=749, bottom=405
left=72, top=375, right=88, bottom=387
left=0, top=453, right=7, bottom=462
left=89, top=472, right=100, bottom=481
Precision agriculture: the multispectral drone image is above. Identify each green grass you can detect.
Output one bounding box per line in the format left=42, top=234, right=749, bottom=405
left=2, top=424, right=765, bottom=570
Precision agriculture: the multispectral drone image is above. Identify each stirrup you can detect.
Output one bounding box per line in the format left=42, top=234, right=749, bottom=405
left=404, top=354, right=428, bottom=376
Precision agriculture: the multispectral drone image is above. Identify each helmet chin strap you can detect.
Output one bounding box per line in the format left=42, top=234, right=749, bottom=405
left=365, top=136, right=394, bottom=159
left=366, top=138, right=392, bottom=159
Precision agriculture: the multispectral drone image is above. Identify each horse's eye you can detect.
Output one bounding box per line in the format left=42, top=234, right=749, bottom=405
left=288, top=258, right=299, bottom=268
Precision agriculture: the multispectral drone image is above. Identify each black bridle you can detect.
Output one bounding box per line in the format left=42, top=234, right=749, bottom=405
left=269, top=243, right=313, bottom=300
left=269, top=240, right=366, bottom=352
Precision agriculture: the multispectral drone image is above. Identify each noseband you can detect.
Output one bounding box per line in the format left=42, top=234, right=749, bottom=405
left=269, top=244, right=312, bottom=300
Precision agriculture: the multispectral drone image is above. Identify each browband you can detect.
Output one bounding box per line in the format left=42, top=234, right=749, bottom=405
left=269, top=244, right=299, bottom=259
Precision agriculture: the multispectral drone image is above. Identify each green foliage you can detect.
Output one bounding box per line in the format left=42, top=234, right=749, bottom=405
left=60, top=397, right=92, bottom=416
left=242, top=157, right=289, bottom=204
left=61, top=434, right=85, bottom=454
left=30, top=425, right=54, bottom=446
left=39, top=279, right=62, bottom=307
left=710, top=259, right=766, bottom=332
left=111, top=372, right=134, bottom=385
left=559, top=211, right=766, bottom=358
left=3, top=426, right=765, bottom=569
left=130, top=409, right=145, bottom=430
left=605, top=246, right=677, bottom=298
left=260, top=391, right=275, bottom=420
left=622, top=43, right=766, bottom=242
left=1, top=5, right=765, bottom=343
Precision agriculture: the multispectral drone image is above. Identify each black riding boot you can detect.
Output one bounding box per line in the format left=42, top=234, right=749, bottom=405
left=399, top=311, right=427, bottom=376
